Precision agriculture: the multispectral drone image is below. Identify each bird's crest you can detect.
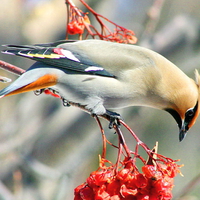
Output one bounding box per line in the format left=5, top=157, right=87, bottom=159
left=195, top=69, right=200, bottom=86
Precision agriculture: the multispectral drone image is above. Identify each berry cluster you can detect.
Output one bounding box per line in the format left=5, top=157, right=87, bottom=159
left=74, top=157, right=181, bottom=200
left=67, top=15, right=90, bottom=35
left=65, top=0, right=137, bottom=43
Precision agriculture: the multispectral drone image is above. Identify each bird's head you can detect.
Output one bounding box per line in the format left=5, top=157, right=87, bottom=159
left=165, top=101, right=199, bottom=141
left=165, top=70, right=200, bottom=141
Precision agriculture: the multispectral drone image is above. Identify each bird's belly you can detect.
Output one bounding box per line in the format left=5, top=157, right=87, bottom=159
left=51, top=74, right=133, bottom=110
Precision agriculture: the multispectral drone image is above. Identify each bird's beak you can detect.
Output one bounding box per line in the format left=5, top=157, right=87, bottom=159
left=165, top=109, right=187, bottom=142
left=179, top=121, right=188, bottom=142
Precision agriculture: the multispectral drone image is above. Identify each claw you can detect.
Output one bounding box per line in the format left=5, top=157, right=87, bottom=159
left=34, top=89, right=45, bottom=95
left=92, top=110, right=121, bottom=129
left=62, top=98, right=71, bottom=107
left=109, top=117, right=115, bottom=129
left=105, top=110, right=121, bottom=129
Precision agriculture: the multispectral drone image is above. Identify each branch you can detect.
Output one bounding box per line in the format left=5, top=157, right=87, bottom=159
left=0, top=60, right=25, bottom=76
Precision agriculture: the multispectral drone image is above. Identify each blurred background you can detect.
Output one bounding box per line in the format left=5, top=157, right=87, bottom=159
left=1, top=0, right=200, bottom=199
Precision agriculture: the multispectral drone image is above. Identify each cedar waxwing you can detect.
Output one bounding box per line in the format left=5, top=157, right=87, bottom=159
left=0, top=40, right=200, bottom=141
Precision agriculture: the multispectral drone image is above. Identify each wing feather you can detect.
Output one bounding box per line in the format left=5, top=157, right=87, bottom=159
left=2, top=41, right=116, bottom=78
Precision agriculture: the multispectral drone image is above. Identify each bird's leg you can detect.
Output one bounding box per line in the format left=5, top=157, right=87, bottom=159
left=102, top=110, right=121, bottom=129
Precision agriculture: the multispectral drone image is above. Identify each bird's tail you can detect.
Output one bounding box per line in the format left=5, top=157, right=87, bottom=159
left=0, top=68, right=58, bottom=98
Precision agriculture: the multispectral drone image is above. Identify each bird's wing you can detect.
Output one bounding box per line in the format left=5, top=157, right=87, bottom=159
left=2, top=40, right=115, bottom=78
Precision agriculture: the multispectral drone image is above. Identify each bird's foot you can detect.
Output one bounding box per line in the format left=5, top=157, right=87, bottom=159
left=61, top=98, right=71, bottom=107
left=92, top=110, right=121, bottom=129
left=34, top=88, right=61, bottom=98
left=34, top=89, right=45, bottom=96
left=34, top=88, right=71, bottom=107
left=103, top=110, right=121, bottom=129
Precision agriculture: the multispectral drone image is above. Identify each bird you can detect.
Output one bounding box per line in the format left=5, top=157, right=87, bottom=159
left=0, top=39, right=199, bottom=141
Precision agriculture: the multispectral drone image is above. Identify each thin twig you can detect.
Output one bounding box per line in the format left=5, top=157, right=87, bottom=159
left=114, top=139, right=123, bottom=174
left=94, top=115, right=107, bottom=159
left=114, top=124, right=131, bottom=158
left=0, top=60, right=25, bottom=76
left=119, top=119, right=151, bottom=156
left=65, top=2, right=70, bottom=40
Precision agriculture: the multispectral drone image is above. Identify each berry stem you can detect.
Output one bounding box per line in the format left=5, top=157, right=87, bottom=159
left=94, top=115, right=107, bottom=159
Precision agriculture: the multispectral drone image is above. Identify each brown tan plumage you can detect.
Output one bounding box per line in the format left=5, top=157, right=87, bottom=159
left=1, top=40, right=199, bottom=141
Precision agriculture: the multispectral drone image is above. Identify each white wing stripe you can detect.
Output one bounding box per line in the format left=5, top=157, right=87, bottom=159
left=61, top=49, right=80, bottom=62
left=85, top=66, right=104, bottom=72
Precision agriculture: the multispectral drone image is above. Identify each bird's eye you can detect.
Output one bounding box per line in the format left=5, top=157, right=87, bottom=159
left=185, top=102, right=198, bottom=120
left=183, top=102, right=198, bottom=132
left=186, top=109, right=194, bottom=118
